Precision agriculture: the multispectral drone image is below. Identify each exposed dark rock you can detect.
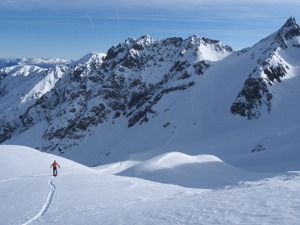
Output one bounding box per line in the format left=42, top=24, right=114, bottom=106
left=193, top=61, right=210, bottom=75
left=178, top=71, right=191, bottom=80
left=170, top=61, right=189, bottom=73
left=263, top=65, right=287, bottom=84
left=105, top=46, right=126, bottom=60
left=161, top=37, right=183, bottom=47
left=251, top=143, right=266, bottom=152
left=231, top=78, right=272, bottom=119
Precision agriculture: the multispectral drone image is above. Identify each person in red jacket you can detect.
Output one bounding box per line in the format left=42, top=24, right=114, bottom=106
left=50, top=160, right=60, bottom=176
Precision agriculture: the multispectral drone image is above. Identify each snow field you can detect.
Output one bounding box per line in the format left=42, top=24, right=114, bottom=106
left=1, top=145, right=300, bottom=225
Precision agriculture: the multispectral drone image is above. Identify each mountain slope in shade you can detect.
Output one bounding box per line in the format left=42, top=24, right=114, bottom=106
left=0, top=17, right=299, bottom=172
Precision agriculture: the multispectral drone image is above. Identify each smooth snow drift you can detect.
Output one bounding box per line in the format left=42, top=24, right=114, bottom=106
left=116, top=152, right=268, bottom=188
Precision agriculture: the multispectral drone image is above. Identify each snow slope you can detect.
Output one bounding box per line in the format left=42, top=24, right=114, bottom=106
left=1, top=145, right=300, bottom=225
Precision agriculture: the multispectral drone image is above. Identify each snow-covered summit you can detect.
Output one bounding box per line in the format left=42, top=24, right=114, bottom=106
left=125, top=35, right=154, bottom=50
left=76, top=52, right=106, bottom=66
left=275, top=16, right=300, bottom=48
left=249, top=17, right=300, bottom=53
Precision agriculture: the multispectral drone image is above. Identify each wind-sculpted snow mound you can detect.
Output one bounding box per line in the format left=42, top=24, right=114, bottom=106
left=118, top=152, right=265, bottom=188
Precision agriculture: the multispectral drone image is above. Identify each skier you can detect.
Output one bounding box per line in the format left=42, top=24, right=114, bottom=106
left=50, top=160, right=60, bottom=176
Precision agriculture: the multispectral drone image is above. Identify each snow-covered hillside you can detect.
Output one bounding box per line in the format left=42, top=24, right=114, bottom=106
left=1, top=145, right=300, bottom=225
left=0, top=57, right=71, bottom=124
left=0, top=17, right=300, bottom=175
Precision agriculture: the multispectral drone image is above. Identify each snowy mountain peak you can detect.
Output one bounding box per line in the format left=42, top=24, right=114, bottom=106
left=76, top=52, right=106, bottom=66
left=281, top=17, right=298, bottom=30
left=185, top=35, right=233, bottom=52
left=119, top=35, right=154, bottom=53
left=275, top=17, right=300, bottom=48
left=250, top=17, right=300, bottom=51
left=125, top=35, right=154, bottom=50
left=230, top=17, right=300, bottom=120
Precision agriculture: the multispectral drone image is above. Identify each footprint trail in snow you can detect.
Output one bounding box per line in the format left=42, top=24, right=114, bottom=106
left=22, top=177, right=56, bottom=225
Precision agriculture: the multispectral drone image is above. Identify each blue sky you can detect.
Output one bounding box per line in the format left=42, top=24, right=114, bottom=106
left=1, top=0, right=300, bottom=60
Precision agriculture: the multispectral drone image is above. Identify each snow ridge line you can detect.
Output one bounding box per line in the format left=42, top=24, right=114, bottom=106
left=22, top=177, right=56, bottom=225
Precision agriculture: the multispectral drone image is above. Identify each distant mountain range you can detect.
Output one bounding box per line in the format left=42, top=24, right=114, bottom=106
left=1, top=17, right=299, bottom=169
left=0, top=57, right=73, bottom=68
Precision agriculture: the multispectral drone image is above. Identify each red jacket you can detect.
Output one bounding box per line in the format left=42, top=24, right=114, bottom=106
left=51, top=162, right=60, bottom=168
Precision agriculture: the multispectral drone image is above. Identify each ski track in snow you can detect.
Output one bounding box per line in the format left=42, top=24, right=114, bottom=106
left=22, top=177, right=56, bottom=225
